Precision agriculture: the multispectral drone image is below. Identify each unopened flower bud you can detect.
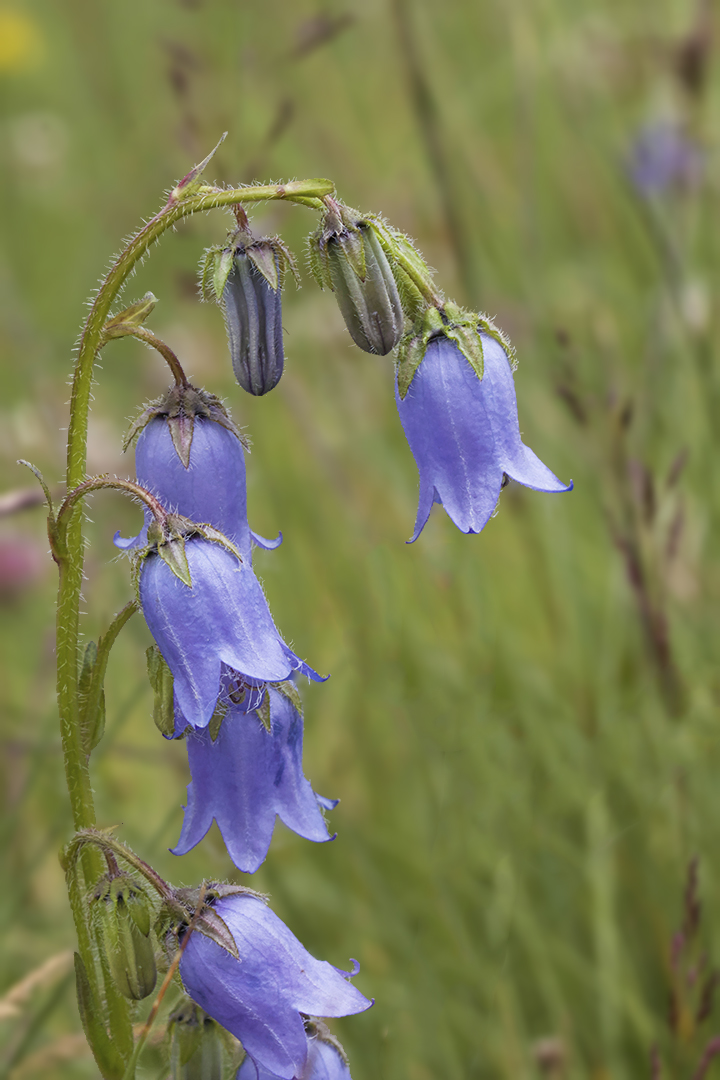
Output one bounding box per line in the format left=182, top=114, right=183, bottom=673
left=310, top=209, right=404, bottom=355
left=168, top=1001, right=225, bottom=1080
left=92, top=874, right=157, bottom=1001
left=222, top=243, right=284, bottom=395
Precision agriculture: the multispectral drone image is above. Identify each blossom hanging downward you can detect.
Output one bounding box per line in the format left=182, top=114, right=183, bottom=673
left=179, top=892, right=371, bottom=1080
left=116, top=390, right=281, bottom=562
left=139, top=537, right=323, bottom=730
left=396, top=330, right=572, bottom=541
left=237, top=1021, right=352, bottom=1079
left=172, top=685, right=336, bottom=874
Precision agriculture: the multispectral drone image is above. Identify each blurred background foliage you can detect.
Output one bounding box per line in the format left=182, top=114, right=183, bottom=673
left=1, top=0, right=720, bottom=1077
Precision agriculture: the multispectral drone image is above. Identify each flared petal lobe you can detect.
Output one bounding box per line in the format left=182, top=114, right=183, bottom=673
left=237, top=1035, right=352, bottom=1079
left=179, top=894, right=371, bottom=1080
left=139, top=540, right=321, bottom=728
left=172, top=688, right=335, bottom=873
left=395, top=332, right=571, bottom=540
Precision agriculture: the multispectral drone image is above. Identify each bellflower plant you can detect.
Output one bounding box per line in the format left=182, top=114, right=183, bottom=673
left=172, top=685, right=337, bottom=873
left=179, top=892, right=371, bottom=1080
left=395, top=329, right=572, bottom=541
left=33, top=136, right=569, bottom=1080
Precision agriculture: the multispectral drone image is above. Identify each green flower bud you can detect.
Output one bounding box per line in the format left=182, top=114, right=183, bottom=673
left=310, top=208, right=404, bottom=355
left=92, top=874, right=157, bottom=1001
left=168, top=1001, right=226, bottom=1080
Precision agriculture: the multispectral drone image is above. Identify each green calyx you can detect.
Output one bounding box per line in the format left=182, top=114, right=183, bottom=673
left=168, top=1001, right=241, bottom=1080
left=133, top=513, right=244, bottom=591
left=395, top=302, right=516, bottom=399
left=156, top=882, right=266, bottom=965
left=124, top=382, right=247, bottom=470
left=201, top=228, right=299, bottom=302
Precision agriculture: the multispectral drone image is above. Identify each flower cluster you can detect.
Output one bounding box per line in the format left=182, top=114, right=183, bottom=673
left=117, top=379, right=370, bottom=1075
left=103, top=192, right=572, bottom=1080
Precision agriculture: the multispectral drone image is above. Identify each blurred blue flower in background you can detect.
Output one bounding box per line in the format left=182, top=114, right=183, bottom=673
left=172, top=685, right=336, bottom=873
left=628, top=120, right=704, bottom=196
left=396, top=332, right=572, bottom=541
left=180, top=892, right=371, bottom=1080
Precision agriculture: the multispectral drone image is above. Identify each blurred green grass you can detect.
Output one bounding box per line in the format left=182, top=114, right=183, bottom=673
left=1, top=0, right=720, bottom=1077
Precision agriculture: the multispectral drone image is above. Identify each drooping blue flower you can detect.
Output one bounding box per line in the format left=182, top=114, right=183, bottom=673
left=395, top=332, right=572, bottom=541
left=140, top=538, right=323, bottom=729
left=115, top=415, right=280, bottom=561
left=237, top=1025, right=352, bottom=1080
left=179, top=892, right=371, bottom=1080
left=172, top=686, right=337, bottom=873
left=628, top=121, right=704, bottom=197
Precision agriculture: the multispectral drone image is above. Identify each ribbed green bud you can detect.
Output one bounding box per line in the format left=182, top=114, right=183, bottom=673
left=92, top=874, right=157, bottom=1001
left=310, top=208, right=404, bottom=355
left=168, top=1002, right=225, bottom=1080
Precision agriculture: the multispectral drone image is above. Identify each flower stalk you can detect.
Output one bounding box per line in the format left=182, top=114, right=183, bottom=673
left=54, top=158, right=337, bottom=1077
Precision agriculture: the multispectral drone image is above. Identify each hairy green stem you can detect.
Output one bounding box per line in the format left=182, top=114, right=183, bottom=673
left=105, top=324, right=189, bottom=387
left=56, top=164, right=333, bottom=1078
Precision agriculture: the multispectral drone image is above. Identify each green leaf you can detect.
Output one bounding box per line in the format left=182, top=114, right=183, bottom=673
left=257, top=693, right=271, bottom=732
left=275, top=679, right=303, bottom=716
left=104, top=292, right=158, bottom=333
left=167, top=413, right=195, bottom=470
left=196, top=524, right=243, bottom=565
left=159, top=537, right=192, bottom=587
left=74, top=953, right=128, bottom=1080
left=396, top=333, right=428, bottom=399
left=213, top=248, right=235, bottom=302
left=444, top=323, right=484, bottom=381
left=306, top=232, right=330, bottom=290
left=171, top=132, right=227, bottom=201
left=147, top=645, right=175, bottom=738
left=246, top=244, right=279, bottom=291
left=208, top=698, right=227, bottom=743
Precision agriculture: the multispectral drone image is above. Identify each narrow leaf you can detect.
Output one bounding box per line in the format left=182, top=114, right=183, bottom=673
left=246, top=245, right=279, bottom=292
left=74, top=953, right=127, bottom=1080
left=159, top=537, right=192, bottom=587
left=167, top=413, right=195, bottom=469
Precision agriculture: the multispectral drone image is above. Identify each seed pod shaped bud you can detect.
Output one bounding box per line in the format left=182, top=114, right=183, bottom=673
left=92, top=874, right=157, bottom=1001
left=223, top=243, right=284, bottom=396
left=168, top=1002, right=227, bottom=1080
left=311, top=209, right=404, bottom=355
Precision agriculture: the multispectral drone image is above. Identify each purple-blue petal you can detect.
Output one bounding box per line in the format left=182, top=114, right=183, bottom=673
left=113, top=526, right=147, bottom=551
left=397, top=335, right=502, bottom=538
left=252, top=529, right=283, bottom=551
left=136, top=417, right=254, bottom=557
left=172, top=688, right=335, bottom=873
left=237, top=1036, right=352, bottom=1079
left=396, top=332, right=571, bottom=540
left=179, top=894, right=371, bottom=1080
left=479, top=335, right=572, bottom=494
left=140, top=540, right=322, bottom=728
